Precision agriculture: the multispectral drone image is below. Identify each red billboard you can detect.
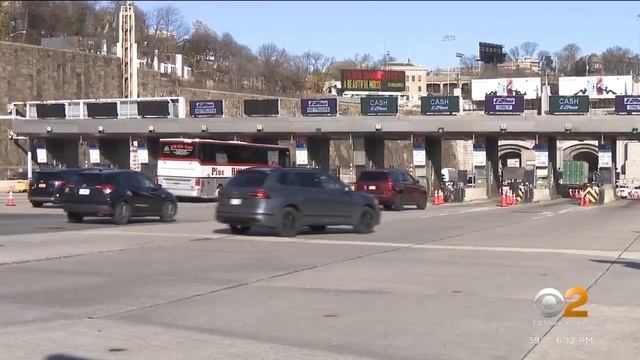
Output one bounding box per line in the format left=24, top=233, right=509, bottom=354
left=340, top=69, right=405, bottom=92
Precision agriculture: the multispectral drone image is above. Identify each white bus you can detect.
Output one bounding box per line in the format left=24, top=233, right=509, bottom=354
left=157, top=138, right=291, bottom=199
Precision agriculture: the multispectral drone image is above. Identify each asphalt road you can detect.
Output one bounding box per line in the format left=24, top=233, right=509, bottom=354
left=1, top=193, right=639, bottom=360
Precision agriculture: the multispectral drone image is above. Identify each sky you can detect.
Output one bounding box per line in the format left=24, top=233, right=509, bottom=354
left=134, top=1, right=640, bottom=69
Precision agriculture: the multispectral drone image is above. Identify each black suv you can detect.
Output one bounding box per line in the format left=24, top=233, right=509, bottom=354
left=28, top=168, right=84, bottom=207
left=216, top=167, right=380, bottom=237
left=61, top=169, right=177, bottom=225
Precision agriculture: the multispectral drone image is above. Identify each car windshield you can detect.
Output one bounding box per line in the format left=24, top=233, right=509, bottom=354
left=358, top=172, right=389, bottom=182
left=226, top=170, right=269, bottom=187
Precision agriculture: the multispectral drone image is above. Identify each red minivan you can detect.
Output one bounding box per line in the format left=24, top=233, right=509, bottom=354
left=354, top=169, right=428, bottom=211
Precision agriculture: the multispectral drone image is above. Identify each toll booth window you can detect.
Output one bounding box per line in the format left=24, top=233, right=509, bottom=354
left=267, top=150, right=279, bottom=165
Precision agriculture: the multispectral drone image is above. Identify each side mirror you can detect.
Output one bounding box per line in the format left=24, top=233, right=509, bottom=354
left=154, top=183, right=162, bottom=189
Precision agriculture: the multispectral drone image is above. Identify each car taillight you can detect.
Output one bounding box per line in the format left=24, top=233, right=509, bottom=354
left=97, top=184, right=115, bottom=194
left=195, top=178, right=201, bottom=186
left=65, top=184, right=75, bottom=193
left=249, top=189, right=270, bottom=199
left=387, top=182, right=394, bottom=192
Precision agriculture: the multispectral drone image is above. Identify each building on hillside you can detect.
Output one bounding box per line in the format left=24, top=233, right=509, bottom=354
left=497, top=57, right=541, bottom=74
left=386, top=59, right=429, bottom=103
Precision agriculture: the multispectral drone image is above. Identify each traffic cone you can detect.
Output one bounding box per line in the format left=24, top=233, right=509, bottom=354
left=500, top=191, right=509, bottom=207
left=439, top=190, right=445, bottom=205
left=580, top=192, right=587, bottom=207
left=433, top=190, right=440, bottom=205
left=6, top=190, right=16, bottom=206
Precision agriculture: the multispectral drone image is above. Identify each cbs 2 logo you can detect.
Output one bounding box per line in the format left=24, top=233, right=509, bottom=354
left=534, top=288, right=588, bottom=318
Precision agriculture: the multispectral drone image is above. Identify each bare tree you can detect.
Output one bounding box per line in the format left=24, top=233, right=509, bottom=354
left=520, top=41, right=538, bottom=58
left=507, top=46, right=520, bottom=61
left=459, top=54, right=477, bottom=73
left=554, top=43, right=581, bottom=75
left=537, top=50, right=553, bottom=74
left=303, top=51, right=335, bottom=93
left=600, top=46, right=635, bottom=75
left=147, top=5, right=190, bottom=57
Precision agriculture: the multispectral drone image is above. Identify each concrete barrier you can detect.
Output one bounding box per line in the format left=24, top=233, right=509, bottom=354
left=464, top=187, right=487, bottom=202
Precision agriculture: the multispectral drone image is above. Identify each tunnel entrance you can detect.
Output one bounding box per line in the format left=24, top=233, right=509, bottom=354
left=571, top=151, right=599, bottom=173
left=499, top=151, right=522, bottom=168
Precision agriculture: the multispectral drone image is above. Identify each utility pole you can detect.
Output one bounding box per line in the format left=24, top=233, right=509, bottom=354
left=442, top=34, right=455, bottom=95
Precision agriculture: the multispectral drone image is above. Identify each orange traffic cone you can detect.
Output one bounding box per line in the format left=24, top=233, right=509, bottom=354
left=433, top=190, right=440, bottom=205
left=500, top=191, right=509, bottom=207
left=579, top=192, right=587, bottom=207
left=439, top=190, right=444, bottom=205
left=6, top=190, right=16, bottom=206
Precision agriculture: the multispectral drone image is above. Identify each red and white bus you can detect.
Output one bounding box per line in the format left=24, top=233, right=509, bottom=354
left=157, top=138, right=291, bottom=199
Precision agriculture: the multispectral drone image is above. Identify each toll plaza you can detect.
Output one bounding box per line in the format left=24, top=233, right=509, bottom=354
left=8, top=96, right=640, bottom=204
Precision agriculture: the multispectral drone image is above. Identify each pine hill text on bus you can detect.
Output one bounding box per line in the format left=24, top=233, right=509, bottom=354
left=156, top=138, right=291, bottom=199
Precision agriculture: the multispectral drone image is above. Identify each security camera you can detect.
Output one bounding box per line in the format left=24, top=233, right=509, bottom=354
left=375, top=123, right=382, bottom=131
left=46, top=126, right=52, bottom=133
left=201, top=125, right=207, bottom=132
left=500, top=123, right=507, bottom=130
left=98, top=126, right=104, bottom=133
left=148, top=125, right=155, bottom=133
left=256, top=124, right=263, bottom=132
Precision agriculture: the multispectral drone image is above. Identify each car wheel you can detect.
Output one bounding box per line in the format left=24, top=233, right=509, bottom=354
left=159, top=200, right=177, bottom=222
left=383, top=204, right=393, bottom=211
left=392, top=197, right=404, bottom=211
left=354, top=207, right=376, bottom=234
left=31, top=202, right=44, bottom=208
left=416, top=194, right=428, bottom=210
left=309, top=225, right=326, bottom=232
left=112, top=202, right=131, bottom=225
left=67, top=212, right=84, bottom=223
left=274, top=207, right=300, bottom=237
left=229, top=224, right=251, bottom=235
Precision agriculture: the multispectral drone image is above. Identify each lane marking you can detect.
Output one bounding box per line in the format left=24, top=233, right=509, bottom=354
left=78, top=229, right=635, bottom=259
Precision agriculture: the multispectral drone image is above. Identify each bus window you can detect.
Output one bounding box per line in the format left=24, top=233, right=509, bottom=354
left=216, top=152, right=228, bottom=164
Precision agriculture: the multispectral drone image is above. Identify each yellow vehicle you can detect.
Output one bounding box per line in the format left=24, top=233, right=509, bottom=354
left=11, top=180, right=29, bottom=193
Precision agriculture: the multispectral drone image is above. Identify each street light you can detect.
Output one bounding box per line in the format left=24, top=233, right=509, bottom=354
left=442, top=34, right=455, bottom=95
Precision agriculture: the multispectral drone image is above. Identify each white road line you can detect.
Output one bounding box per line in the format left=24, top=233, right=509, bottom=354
left=78, top=229, right=636, bottom=259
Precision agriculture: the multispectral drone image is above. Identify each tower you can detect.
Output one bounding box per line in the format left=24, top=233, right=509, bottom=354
left=116, top=1, right=138, bottom=98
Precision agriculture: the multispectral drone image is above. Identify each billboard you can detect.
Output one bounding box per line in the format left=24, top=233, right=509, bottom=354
left=190, top=100, right=224, bottom=117
left=615, top=95, right=640, bottom=114
left=559, top=76, right=632, bottom=99
left=341, top=69, right=405, bottom=92
left=300, top=98, right=338, bottom=116
left=471, top=77, right=541, bottom=100
left=243, top=99, right=279, bottom=116
left=548, top=96, right=589, bottom=114
left=484, top=96, right=525, bottom=114
left=421, top=96, right=460, bottom=114
left=35, top=104, right=66, bottom=119
left=360, top=96, right=398, bottom=115
left=87, top=102, right=118, bottom=118
left=137, top=100, right=170, bottom=117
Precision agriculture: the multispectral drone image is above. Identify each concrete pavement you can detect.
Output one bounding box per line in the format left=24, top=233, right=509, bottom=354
left=0, top=197, right=639, bottom=359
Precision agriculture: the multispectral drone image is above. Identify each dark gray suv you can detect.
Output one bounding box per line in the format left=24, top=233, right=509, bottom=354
left=216, top=167, right=381, bottom=237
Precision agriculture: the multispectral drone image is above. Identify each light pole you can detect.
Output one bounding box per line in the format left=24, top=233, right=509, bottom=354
left=637, top=14, right=640, bottom=74
left=442, top=34, right=455, bottom=95
left=586, top=54, right=591, bottom=76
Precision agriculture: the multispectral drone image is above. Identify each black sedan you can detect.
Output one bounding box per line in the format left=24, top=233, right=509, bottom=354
left=61, top=169, right=177, bottom=225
